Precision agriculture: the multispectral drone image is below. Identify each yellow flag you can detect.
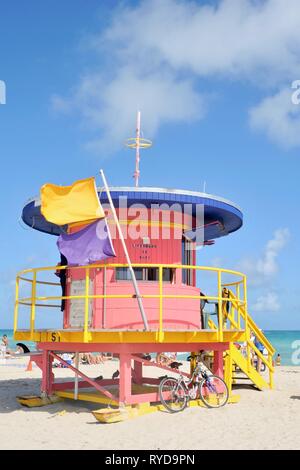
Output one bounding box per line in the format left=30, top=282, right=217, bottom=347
left=41, top=177, right=105, bottom=225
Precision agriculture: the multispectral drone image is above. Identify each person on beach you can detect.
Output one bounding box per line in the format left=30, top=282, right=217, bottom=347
left=200, top=291, right=209, bottom=329
left=254, top=335, right=264, bottom=372
left=249, top=331, right=256, bottom=366
left=80, top=352, right=106, bottom=365
left=1, top=334, right=8, bottom=348
left=203, top=288, right=230, bottom=330
left=15, top=343, right=30, bottom=354
left=156, top=352, right=177, bottom=366
left=0, top=335, right=8, bottom=356
left=221, top=287, right=230, bottom=328
left=55, top=254, right=68, bottom=312
left=1, top=335, right=8, bottom=350
left=276, top=353, right=281, bottom=366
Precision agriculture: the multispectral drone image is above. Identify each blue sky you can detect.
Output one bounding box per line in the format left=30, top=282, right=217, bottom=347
left=0, top=0, right=299, bottom=329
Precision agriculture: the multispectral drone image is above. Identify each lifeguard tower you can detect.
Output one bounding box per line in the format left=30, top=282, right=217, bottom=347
left=14, top=115, right=275, bottom=421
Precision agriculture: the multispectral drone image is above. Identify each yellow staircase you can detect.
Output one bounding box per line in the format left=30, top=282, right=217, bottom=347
left=226, top=290, right=275, bottom=391
left=210, top=289, right=275, bottom=391
left=227, top=342, right=270, bottom=390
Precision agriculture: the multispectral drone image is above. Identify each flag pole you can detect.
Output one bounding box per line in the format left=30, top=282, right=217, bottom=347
left=99, top=169, right=149, bottom=331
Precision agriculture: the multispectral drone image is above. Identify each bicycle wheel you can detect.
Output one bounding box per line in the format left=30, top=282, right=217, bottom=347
left=159, top=377, right=188, bottom=413
left=199, top=375, right=229, bottom=408
left=261, top=362, right=266, bottom=372
left=254, top=359, right=266, bottom=372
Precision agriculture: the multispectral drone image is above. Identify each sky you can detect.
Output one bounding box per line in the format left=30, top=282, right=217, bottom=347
left=0, top=0, right=299, bottom=330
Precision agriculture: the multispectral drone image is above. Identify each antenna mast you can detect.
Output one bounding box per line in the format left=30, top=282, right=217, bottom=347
left=125, top=111, right=152, bottom=187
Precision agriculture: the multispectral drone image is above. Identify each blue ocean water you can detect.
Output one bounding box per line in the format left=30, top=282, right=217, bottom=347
left=1, top=329, right=300, bottom=366
left=177, top=330, right=300, bottom=366
left=261, top=330, right=300, bottom=366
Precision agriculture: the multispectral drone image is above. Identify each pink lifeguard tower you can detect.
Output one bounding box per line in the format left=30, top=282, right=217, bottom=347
left=14, top=114, right=275, bottom=420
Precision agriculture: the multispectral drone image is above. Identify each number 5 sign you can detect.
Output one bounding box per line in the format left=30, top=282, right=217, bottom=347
left=51, top=332, right=61, bottom=342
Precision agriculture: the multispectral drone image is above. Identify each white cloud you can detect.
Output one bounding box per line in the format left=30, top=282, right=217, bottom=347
left=257, top=227, right=290, bottom=277
left=54, top=68, right=204, bottom=153
left=53, top=0, right=300, bottom=152
left=238, top=228, right=290, bottom=284
left=238, top=228, right=289, bottom=313
left=250, top=88, right=300, bottom=149
left=51, top=94, right=72, bottom=113
left=103, top=0, right=300, bottom=81
left=209, top=257, right=223, bottom=268
left=253, top=291, right=280, bottom=312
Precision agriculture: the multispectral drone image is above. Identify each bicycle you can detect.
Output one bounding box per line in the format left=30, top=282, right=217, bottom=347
left=159, top=360, right=229, bottom=413
left=253, top=357, right=266, bottom=372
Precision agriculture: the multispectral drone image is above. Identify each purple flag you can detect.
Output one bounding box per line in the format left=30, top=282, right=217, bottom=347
left=57, top=219, right=116, bottom=265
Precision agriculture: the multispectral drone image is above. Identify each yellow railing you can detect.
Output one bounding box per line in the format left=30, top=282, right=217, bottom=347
left=14, top=263, right=248, bottom=342
left=230, top=290, right=275, bottom=388
left=205, top=281, right=275, bottom=389
left=215, top=287, right=275, bottom=388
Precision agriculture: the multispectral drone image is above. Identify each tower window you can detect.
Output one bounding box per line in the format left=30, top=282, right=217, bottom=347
left=115, top=267, right=175, bottom=283
left=182, top=237, right=193, bottom=285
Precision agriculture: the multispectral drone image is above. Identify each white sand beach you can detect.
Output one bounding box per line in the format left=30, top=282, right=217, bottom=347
left=0, top=357, right=299, bottom=450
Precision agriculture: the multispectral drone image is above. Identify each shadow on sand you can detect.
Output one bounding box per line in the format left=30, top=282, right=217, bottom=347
left=0, top=377, right=100, bottom=415
left=232, top=383, right=262, bottom=391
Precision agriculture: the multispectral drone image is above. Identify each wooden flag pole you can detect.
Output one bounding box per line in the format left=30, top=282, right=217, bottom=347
left=99, top=169, right=149, bottom=331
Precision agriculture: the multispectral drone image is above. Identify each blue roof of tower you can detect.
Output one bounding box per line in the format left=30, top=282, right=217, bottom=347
left=21, top=186, right=243, bottom=241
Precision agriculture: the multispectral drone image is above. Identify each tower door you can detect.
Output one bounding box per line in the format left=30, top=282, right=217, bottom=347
left=68, top=279, right=93, bottom=329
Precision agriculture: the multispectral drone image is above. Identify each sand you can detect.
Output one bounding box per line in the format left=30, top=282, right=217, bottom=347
left=0, top=356, right=299, bottom=450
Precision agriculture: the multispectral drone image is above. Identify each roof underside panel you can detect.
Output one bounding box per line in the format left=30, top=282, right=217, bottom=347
left=21, top=187, right=243, bottom=240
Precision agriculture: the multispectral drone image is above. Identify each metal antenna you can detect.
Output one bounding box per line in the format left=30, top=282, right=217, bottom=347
left=125, top=111, right=152, bottom=187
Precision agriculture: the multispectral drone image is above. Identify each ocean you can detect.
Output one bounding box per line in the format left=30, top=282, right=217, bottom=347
left=1, top=329, right=300, bottom=366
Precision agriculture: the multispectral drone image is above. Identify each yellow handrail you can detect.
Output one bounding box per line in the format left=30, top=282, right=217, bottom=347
left=222, top=280, right=244, bottom=287
left=14, top=262, right=276, bottom=389
left=13, top=276, right=19, bottom=334
left=226, top=289, right=275, bottom=388
left=13, top=261, right=275, bottom=387
left=19, top=293, right=246, bottom=302
left=158, top=266, right=163, bottom=342
left=217, top=270, right=223, bottom=341
left=237, top=283, right=241, bottom=328
left=16, top=263, right=247, bottom=277
left=30, top=271, right=37, bottom=337
left=15, top=262, right=247, bottom=341
left=229, top=292, right=275, bottom=355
